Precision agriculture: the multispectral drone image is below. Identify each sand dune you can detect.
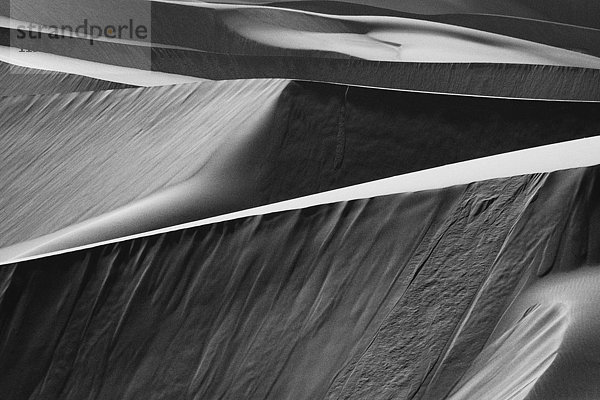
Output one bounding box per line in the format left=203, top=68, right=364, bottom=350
left=1, top=164, right=599, bottom=399
left=2, top=0, right=600, bottom=398
left=266, top=1, right=600, bottom=58
left=2, top=80, right=599, bottom=254
left=213, top=5, right=600, bottom=66
left=0, top=78, right=287, bottom=247
left=10, top=2, right=600, bottom=67
left=4, top=135, right=600, bottom=265
left=4, top=1, right=600, bottom=98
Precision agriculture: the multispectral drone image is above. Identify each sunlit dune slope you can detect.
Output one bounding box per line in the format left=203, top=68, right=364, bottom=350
left=2, top=80, right=600, bottom=251
left=265, top=1, right=600, bottom=58
left=1, top=165, right=599, bottom=399
left=0, top=79, right=287, bottom=247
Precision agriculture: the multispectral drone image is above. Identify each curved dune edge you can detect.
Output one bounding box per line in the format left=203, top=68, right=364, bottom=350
left=0, top=45, right=205, bottom=86
left=476, top=266, right=600, bottom=399
left=3, top=135, right=600, bottom=265
left=447, top=303, right=568, bottom=400
left=215, top=5, right=600, bottom=67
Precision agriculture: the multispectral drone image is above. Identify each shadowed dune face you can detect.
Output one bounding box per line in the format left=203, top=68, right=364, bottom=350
left=260, top=82, right=600, bottom=201
left=1, top=166, right=600, bottom=399
left=2, top=80, right=600, bottom=257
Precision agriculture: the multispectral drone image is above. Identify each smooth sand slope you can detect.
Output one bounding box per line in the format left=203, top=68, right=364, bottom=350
left=2, top=80, right=600, bottom=253
left=0, top=78, right=287, bottom=247
left=1, top=165, right=599, bottom=399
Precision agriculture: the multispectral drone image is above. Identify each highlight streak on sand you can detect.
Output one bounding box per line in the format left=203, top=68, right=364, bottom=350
left=477, top=267, right=600, bottom=399
left=0, top=45, right=205, bottom=86
left=2, top=136, right=600, bottom=265
left=447, top=304, right=568, bottom=400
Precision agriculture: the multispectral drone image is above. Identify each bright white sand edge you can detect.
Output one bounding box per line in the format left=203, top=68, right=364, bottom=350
left=0, top=45, right=206, bottom=87
left=2, top=135, right=600, bottom=265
